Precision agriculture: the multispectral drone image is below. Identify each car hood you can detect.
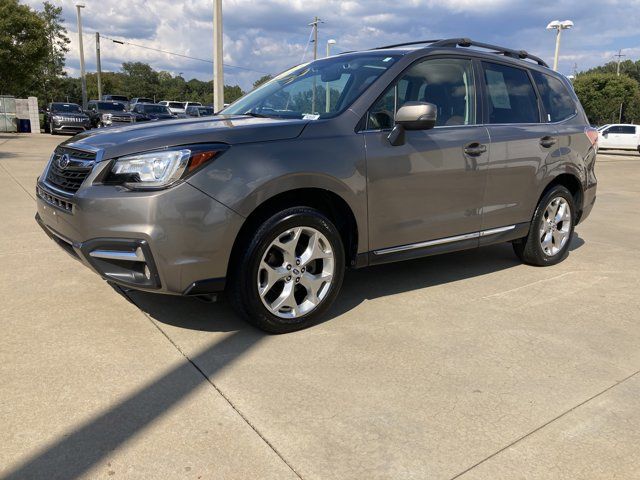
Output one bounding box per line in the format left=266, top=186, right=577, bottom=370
left=63, top=115, right=310, bottom=159
left=100, top=111, right=134, bottom=116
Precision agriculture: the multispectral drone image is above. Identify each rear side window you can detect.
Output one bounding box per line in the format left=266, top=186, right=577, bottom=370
left=620, top=125, right=636, bottom=134
left=532, top=71, right=577, bottom=122
left=482, top=62, right=539, bottom=124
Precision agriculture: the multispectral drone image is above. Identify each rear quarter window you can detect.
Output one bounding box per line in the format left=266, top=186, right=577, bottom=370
left=532, top=71, right=577, bottom=122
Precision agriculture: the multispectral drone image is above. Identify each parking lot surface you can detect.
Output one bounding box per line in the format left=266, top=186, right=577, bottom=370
left=1, top=133, right=640, bottom=479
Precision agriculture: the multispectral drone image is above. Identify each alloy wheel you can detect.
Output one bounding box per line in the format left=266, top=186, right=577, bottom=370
left=539, top=196, right=571, bottom=256
left=257, top=226, right=335, bottom=319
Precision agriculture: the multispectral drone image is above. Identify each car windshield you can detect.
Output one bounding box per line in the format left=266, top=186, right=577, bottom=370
left=197, top=107, right=214, bottom=115
left=51, top=104, right=81, bottom=113
left=141, top=105, right=171, bottom=114
left=109, top=96, right=128, bottom=102
left=136, top=98, right=153, bottom=103
left=222, top=53, right=400, bottom=119
left=168, top=102, right=184, bottom=109
left=98, top=102, right=126, bottom=111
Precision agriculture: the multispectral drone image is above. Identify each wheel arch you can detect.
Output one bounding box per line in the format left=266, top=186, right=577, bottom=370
left=538, top=170, right=584, bottom=222
left=227, top=187, right=361, bottom=280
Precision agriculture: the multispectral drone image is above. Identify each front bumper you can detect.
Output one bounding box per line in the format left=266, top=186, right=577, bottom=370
left=35, top=175, right=244, bottom=295
left=53, top=122, right=91, bottom=133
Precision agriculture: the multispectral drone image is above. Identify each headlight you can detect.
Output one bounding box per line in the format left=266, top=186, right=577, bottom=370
left=102, top=113, right=112, bottom=120
left=106, top=146, right=224, bottom=190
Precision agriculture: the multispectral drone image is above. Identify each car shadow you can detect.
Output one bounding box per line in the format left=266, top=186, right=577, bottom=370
left=124, top=235, right=585, bottom=332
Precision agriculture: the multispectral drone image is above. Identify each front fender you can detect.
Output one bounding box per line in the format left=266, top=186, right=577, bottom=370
left=187, top=135, right=368, bottom=253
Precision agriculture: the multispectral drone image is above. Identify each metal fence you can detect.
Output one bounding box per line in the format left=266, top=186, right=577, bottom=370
left=0, top=96, right=17, bottom=133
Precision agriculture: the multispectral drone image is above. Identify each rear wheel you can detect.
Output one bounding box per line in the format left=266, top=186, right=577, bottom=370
left=513, top=185, right=575, bottom=266
left=228, top=207, right=345, bottom=333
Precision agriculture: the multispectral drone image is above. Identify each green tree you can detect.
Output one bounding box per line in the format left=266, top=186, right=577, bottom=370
left=573, top=73, right=640, bottom=125
left=224, top=85, right=243, bottom=103
left=0, top=0, right=48, bottom=97
left=121, top=61, right=159, bottom=98
left=38, top=1, right=70, bottom=103
left=253, top=74, right=273, bottom=89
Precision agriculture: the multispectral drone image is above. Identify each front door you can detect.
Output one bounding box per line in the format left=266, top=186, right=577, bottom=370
left=364, top=57, right=490, bottom=254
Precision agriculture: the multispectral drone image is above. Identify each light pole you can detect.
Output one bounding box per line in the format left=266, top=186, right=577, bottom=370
left=325, top=39, right=336, bottom=112
left=212, top=0, right=224, bottom=112
left=95, top=32, right=102, bottom=101
left=76, top=4, right=87, bottom=109
left=546, top=20, right=573, bottom=71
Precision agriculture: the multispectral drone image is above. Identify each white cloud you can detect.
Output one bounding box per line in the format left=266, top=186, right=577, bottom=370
left=23, top=0, right=640, bottom=90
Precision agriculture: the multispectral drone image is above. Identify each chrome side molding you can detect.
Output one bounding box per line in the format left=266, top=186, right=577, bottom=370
left=373, top=224, right=516, bottom=255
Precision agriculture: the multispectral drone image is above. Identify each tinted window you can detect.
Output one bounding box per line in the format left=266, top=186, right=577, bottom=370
left=97, top=102, right=126, bottom=111
left=532, top=71, right=576, bottom=122
left=620, top=125, right=636, bottom=134
left=482, top=62, right=539, bottom=124
left=168, top=102, right=184, bottom=109
left=367, top=57, right=476, bottom=129
left=51, top=103, right=82, bottom=113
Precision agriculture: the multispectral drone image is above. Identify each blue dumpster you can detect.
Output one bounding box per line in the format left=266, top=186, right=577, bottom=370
left=17, top=119, right=31, bottom=133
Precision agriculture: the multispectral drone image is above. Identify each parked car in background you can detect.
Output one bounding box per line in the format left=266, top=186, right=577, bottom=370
left=183, top=101, right=202, bottom=111
left=159, top=100, right=186, bottom=115
left=86, top=100, right=137, bottom=128
left=102, top=95, right=130, bottom=110
left=131, top=103, right=175, bottom=122
left=597, top=124, right=640, bottom=152
left=185, top=105, right=215, bottom=117
left=35, top=38, right=597, bottom=333
left=43, top=102, right=91, bottom=135
left=129, top=97, right=154, bottom=110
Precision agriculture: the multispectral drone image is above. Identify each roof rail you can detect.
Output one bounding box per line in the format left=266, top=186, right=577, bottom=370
left=372, top=40, right=442, bottom=50
left=372, top=37, right=549, bottom=68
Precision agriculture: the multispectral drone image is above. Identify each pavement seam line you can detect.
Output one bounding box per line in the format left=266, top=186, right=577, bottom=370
left=120, top=289, right=304, bottom=480
left=448, top=368, right=640, bottom=479
left=0, top=160, right=36, bottom=201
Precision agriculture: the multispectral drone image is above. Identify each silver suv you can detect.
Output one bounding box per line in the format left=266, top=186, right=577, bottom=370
left=35, top=39, right=598, bottom=333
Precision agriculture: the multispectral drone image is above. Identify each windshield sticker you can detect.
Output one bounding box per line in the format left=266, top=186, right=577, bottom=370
left=303, top=113, right=320, bottom=120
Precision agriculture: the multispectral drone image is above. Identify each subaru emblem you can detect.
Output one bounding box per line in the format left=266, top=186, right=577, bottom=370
left=58, top=153, right=71, bottom=169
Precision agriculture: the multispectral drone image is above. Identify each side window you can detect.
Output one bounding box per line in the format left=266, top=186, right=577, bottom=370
left=482, top=62, right=539, bottom=124
left=620, top=126, right=636, bottom=134
left=532, top=71, right=577, bottom=122
left=367, top=58, right=476, bottom=130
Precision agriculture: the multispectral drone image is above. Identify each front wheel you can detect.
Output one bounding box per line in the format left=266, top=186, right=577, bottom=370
left=228, top=207, right=345, bottom=333
left=513, top=185, right=575, bottom=266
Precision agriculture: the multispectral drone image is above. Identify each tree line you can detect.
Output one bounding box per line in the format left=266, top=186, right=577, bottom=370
left=573, top=60, right=640, bottom=125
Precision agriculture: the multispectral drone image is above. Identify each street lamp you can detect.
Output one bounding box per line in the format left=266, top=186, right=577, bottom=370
left=75, top=4, right=87, bottom=109
left=546, top=20, right=573, bottom=71
left=325, top=39, right=336, bottom=112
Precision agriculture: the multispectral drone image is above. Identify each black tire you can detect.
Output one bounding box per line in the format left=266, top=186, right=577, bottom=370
left=513, top=185, right=575, bottom=266
left=228, top=207, right=345, bottom=334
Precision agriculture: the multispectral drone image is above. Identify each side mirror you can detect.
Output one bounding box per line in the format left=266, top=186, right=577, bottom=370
left=388, top=102, right=437, bottom=146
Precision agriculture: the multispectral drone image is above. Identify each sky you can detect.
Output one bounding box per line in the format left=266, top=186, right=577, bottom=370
left=24, top=0, right=640, bottom=90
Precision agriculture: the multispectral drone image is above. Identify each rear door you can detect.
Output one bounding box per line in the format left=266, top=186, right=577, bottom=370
left=619, top=125, right=637, bottom=148
left=480, top=61, right=560, bottom=232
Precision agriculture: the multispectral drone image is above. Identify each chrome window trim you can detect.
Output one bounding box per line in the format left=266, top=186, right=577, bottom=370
left=373, top=224, right=516, bottom=255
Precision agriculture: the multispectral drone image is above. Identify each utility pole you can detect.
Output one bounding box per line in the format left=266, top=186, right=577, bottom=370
left=614, top=49, right=626, bottom=76
left=95, top=32, right=102, bottom=101
left=326, top=39, right=336, bottom=112
left=76, top=4, right=87, bottom=109
left=212, top=0, right=224, bottom=112
left=308, top=16, right=322, bottom=114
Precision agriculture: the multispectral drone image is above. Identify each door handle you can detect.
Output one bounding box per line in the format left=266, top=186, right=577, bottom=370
left=540, top=136, right=557, bottom=148
left=463, top=143, right=487, bottom=156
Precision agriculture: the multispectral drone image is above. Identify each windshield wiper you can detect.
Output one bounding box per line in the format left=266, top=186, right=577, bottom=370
left=240, top=111, right=273, bottom=118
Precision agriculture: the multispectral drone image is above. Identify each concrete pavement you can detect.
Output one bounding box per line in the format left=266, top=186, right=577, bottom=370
left=1, top=133, right=639, bottom=479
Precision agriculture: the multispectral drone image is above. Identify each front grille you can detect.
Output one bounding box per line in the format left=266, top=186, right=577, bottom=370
left=111, top=116, right=133, bottom=122
left=58, top=116, right=86, bottom=123
left=45, top=147, right=97, bottom=194
left=37, top=186, right=73, bottom=213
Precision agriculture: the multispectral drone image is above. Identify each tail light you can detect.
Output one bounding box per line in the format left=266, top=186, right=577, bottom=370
left=585, top=127, right=598, bottom=149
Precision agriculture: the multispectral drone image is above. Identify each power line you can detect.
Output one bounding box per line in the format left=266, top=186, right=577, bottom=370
left=102, top=35, right=272, bottom=75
